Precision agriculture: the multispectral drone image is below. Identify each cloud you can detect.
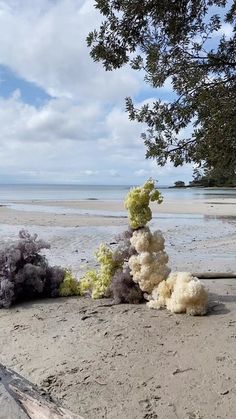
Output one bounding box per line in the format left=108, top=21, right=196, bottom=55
left=0, top=91, right=193, bottom=184
left=0, top=0, right=140, bottom=102
left=0, top=0, right=194, bottom=185
left=213, top=23, right=234, bottom=39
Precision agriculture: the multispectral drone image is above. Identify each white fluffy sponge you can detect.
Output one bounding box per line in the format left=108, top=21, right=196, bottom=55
left=147, top=272, right=208, bottom=316
left=128, top=227, right=170, bottom=293
left=130, top=227, right=164, bottom=253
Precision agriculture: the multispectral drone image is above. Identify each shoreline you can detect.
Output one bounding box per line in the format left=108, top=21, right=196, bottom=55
left=0, top=196, right=236, bottom=227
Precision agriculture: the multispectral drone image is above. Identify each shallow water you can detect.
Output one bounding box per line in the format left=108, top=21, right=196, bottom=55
left=0, top=183, right=236, bottom=201
left=3, top=202, right=236, bottom=226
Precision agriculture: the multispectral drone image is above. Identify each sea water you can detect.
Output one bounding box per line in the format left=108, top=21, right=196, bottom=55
left=0, top=183, right=236, bottom=202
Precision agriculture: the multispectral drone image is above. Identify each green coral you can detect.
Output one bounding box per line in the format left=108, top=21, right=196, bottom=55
left=124, top=179, right=163, bottom=229
left=79, top=244, right=122, bottom=299
left=59, top=270, right=81, bottom=297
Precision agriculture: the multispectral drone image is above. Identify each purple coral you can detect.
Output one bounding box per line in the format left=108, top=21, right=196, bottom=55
left=0, top=230, right=65, bottom=308
left=110, top=267, right=143, bottom=304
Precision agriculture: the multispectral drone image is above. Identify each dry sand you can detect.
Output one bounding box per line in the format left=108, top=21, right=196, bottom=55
left=0, top=281, right=236, bottom=419
left=0, top=198, right=236, bottom=418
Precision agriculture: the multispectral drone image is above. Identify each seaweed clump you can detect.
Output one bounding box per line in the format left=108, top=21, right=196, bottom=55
left=0, top=230, right=67, bottom=308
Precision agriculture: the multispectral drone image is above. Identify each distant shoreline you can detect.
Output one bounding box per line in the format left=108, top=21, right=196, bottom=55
left=170, top=185, right=236, bottom=189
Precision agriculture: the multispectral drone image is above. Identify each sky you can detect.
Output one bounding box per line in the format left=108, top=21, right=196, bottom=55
left=0, top=0, right=232, bottom=186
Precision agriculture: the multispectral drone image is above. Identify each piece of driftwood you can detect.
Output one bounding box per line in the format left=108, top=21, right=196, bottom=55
left=0, top=363, right=83, bottom=419
left=192, top=272, right=236, bottom=279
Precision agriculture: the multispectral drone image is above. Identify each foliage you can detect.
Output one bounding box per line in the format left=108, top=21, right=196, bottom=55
left=124, top=179, right=162, bottom=229
left=87, top=0, right=236, bottom=169
left=79, top=244, right=123, bottom=299
left=0, top=230, right=65, bottom=308
left=59, top=270, right=80, bottom=297
left=190, top=164, right=236, bottom=186
left=174, top=181, right=186, bottom=187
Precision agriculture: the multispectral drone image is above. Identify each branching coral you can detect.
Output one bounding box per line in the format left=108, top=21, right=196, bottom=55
left=109, top=267, right=143, bottom=304
left=128, top=227, right=170, bottom=293
left=147, top=272, right=208, bottom=315
left=114, top=228, right=137, bottom=260
left=59, top=270, right=81, bottom=297
left=79, top=244, right=123, bottom=299
left=124, top=179, right=163, bottom=229
left=0, top=230, right=66, bottom=308
left=130, top=227, right=165, bottom=253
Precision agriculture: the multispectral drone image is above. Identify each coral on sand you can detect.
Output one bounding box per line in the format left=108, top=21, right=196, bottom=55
left=59, top=270, right=81, bottom=297
left=79, top=244, right=123, bottom=299
left=128, top=227, right=170, bottom=293
left=0, top=230, right=66, bottom=308
left=147, top=272, right=208, bottom=315
left=109, top=267, right=143, bottom=304
left=130, top=227, right=165, bottom=253
left=114, top=228, right=137, bottom=260
left=124, top=179, right=162, bottom=229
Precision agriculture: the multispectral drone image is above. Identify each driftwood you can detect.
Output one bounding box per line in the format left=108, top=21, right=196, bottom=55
left=0, top=363, right=83, bottom=419
left=193, top=272, right=236, bottom=279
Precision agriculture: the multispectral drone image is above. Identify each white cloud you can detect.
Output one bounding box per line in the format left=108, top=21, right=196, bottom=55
left=0, top=0, right=140, bottom=102
left=0, top=92, right=193, bottom=184
left=213, top=23, right=234, bottom=39
left=0, top=0, right=194, bottom=185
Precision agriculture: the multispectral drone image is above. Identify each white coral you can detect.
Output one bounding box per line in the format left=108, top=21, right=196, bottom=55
left=147, top=272, right=208, bottom=315
left=128, top=227, right=170, bottom=293
left=130, top=227, right=164, bottom=253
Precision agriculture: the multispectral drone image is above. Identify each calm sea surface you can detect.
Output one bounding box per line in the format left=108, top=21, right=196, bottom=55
left=0, top=184, right=236, bottom=202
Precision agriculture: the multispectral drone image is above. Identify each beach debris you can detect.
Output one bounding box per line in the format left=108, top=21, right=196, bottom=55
left=172, top=367, right=194, bottom=375
left=220, top=390, right=230, bottom=395
left=0, top=363, right=82, bottom=418
left=192, top=272, right=236, bottom=279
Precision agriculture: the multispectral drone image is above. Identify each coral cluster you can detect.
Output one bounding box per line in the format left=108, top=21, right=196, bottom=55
left=0, top=230, right=68, bottom=308
left=124, top=179, right=163, bottom=229
left=79, top=244, right=123, bottom=299
left=108, top=229, right=143, bottom=304
left=128, top=227, right=170, bottom=293
left=59, top=270, right=81, bottom=297
left=79, top=180, right=170, bottom=306
left=0, top=180, right=208, bottom=316
left=147, top=272, right=208, bottom=315
left=110, top=267, right=143, bottom=304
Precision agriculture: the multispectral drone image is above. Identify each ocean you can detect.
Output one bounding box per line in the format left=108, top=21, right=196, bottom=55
left=0, top=183, right=236, bottom=202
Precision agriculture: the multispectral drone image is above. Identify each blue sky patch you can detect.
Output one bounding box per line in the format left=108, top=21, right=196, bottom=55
left=0, top=65, right=51, bottom=106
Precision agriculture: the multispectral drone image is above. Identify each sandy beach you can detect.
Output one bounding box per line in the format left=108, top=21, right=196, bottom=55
left=0, top=195, right=236, bottom=418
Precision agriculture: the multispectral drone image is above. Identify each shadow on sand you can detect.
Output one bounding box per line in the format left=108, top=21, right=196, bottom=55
left=207, top=292, right=236, bottom=315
